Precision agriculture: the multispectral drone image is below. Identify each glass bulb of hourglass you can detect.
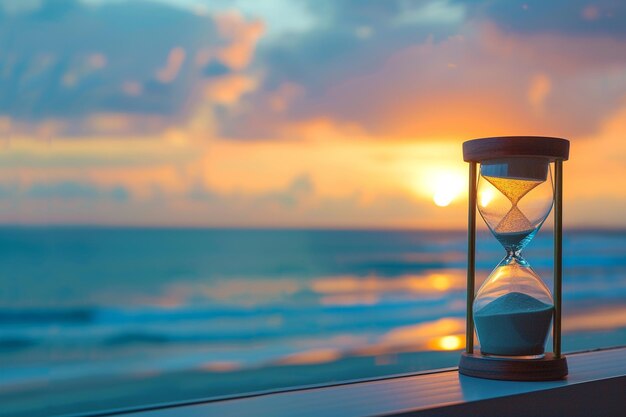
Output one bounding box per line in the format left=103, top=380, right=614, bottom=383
left=474, top=157, right=555, bottom=358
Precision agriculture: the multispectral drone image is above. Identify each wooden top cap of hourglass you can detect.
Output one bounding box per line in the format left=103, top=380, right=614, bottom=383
left=463, top=136, right=570, bottom=163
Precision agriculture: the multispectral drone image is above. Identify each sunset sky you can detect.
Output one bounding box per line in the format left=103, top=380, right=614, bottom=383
left=1, top=0, right=625, bottom=228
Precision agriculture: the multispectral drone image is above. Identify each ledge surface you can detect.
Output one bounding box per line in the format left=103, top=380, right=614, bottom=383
left=122, top=347, right=626, bottom=417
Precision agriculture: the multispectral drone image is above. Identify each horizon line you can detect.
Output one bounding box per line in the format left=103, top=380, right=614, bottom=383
left=0, top=224, right=625, bottom=233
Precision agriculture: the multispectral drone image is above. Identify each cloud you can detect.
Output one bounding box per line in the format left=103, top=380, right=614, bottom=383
left=7, top=0, right=623, bottom=143
left=0, top=136, right=199, bottom=168
left=0, top=0, right=263, bottom=136
left=527, top=73, right=551, bottom=113
left=225, top=18, right=626, bottom=140
left=189, top=173, right=314, bottom=209
left=27, top=181, right=129, bottom=201
left=214, top=11, right=264, bottom=70
left=458, top=0, right=626, bottom=37
left=186, top=190, right=442, bottom=229
left=262, top=174, right=314, bottom=207
left=204, top=74, right=258, bottom=106
left=0, top=180, right=129, bottom=201
left=394, top=0, right=465, bottom=26
left=155, top=47, right=187, bottom=83
left=216, top=21, right=460, bottom=138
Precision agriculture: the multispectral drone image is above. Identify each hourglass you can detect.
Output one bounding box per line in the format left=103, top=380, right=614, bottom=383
left=459, top=136, right=569, bottom=381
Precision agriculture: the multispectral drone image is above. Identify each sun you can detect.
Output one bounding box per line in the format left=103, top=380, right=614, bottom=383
left=431, top=172, right=465, bottom=207
left=433, top=190, right=455, bottom=207
left=437, top=335, right=463, bottom=351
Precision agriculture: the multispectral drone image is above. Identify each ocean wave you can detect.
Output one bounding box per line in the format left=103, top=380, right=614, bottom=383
left=0, top=298, right=464, bottom=351
left=0, top=308, right=95, bottom=324
left=0, top=336, right=37, bottom=352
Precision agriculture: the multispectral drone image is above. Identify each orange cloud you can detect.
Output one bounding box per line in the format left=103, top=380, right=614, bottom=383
left=156, top=47, right=186, bottom=83
left=528, top=73, right=551, bottom=113
left=204, top=74, right=258, bottom=105
left=269, top=83, right=305, bottom=113
left=214, top=11, right=264, bottom=70
left=277, top=23, right=626, bottom=143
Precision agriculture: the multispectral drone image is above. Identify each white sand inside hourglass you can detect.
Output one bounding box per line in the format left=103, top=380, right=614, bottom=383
left=475, top=292, right=553, bottom=356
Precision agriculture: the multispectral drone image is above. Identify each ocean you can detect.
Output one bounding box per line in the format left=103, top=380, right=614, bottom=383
left=1, top=228, right=625, bottom=416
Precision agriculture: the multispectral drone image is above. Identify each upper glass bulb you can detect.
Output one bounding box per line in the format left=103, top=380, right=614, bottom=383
left=477, top=157, right=554, bottom=253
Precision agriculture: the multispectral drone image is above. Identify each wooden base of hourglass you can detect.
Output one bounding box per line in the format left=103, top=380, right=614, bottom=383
left=459, top=352, right=568, bottom=381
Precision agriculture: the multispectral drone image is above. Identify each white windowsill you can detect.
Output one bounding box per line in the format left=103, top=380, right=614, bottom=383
left=99, top=347, right=626, bottom=417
